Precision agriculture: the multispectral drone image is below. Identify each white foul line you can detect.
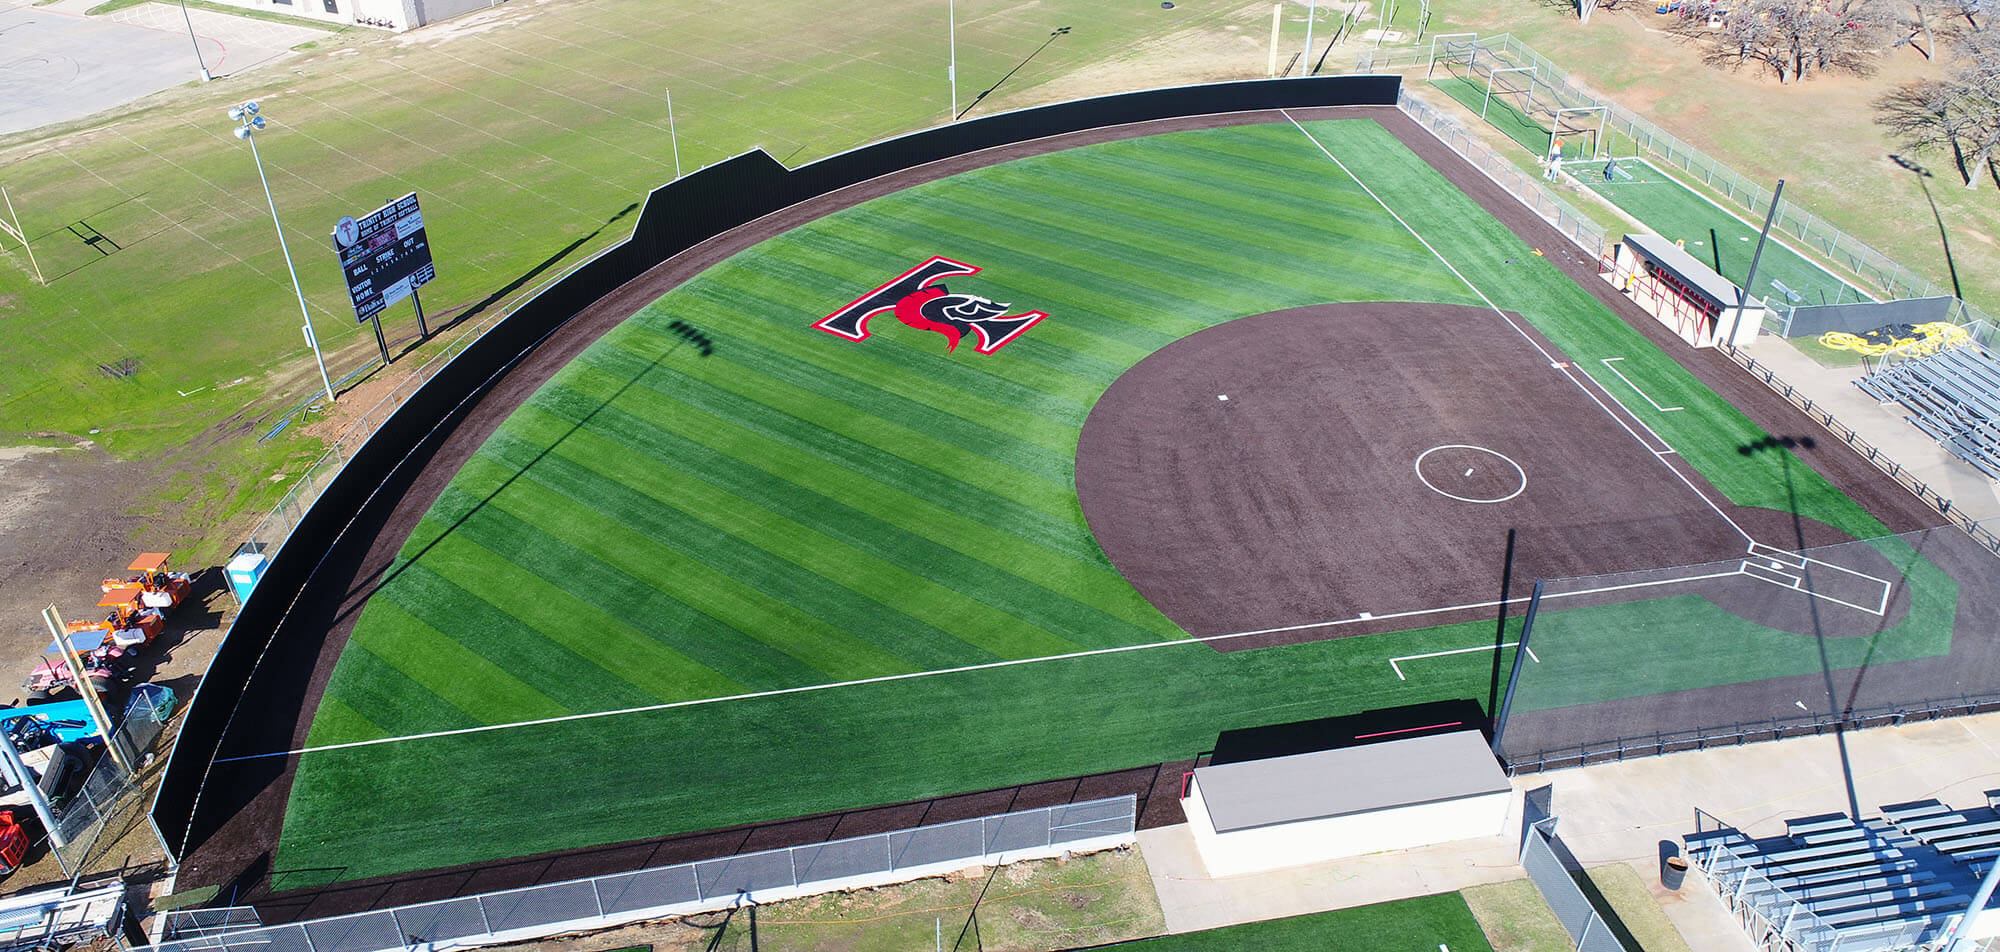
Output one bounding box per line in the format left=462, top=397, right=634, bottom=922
left=1599, top=358, right=1684, bottom=412
left=1280, top=112, right=1751, bottom=547
left=1390, top=641, right=1538, bottom=681
left=219, top=566, right=1755, bottom=763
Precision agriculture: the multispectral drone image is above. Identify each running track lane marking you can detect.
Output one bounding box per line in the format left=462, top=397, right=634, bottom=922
left=221, top=568, right=1744, bottom=763
left=1390, top=641, right=1538, bottom=681
left=1280, top=111, right=1750, bottom=546
left=1600, top=358, right=1684, bottom=412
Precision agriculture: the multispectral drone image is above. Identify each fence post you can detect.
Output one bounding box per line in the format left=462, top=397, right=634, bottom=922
left=789, top=846, right=799, bottom=887
left=591, top=880, right=605, bottom=918
left=475, top=896, right=493, bottom=937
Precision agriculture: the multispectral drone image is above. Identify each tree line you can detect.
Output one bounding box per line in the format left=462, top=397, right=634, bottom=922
left=1650, top=0, right=1996, bottom=186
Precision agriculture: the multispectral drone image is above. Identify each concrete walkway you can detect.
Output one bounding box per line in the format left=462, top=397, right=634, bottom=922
left=1740, top=335, right=2000, bottom=524
left=1140, top=710, right=2000, bottom=948
left=0, top=0, right=326, bottom=136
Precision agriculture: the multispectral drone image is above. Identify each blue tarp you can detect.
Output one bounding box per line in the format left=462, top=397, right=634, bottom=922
left=0, top=701, right=100, bottom=743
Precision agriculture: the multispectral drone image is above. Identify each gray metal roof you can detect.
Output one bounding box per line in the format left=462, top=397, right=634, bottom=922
left=1193, top=729, right=1510, bottom=834
left=1624, top=232, right=1758, bottom=309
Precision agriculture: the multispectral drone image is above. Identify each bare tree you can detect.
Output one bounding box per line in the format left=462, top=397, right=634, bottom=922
left=1876, top=24, right=2000, bottom=185
left=1671, top=0, right=1896, bottom=82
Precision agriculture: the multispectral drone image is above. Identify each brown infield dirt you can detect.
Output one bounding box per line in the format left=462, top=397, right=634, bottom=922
left=175, top=105, right=1970, bottom=921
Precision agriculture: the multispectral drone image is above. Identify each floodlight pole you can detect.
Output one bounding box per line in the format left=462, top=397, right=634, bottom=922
left=235, top=103, right=337, bottom=405
left=1301, top=0, right=1316, bottom=75
left=948, top=0, right=958, bottom=119
left=1736, top=179, right=1784, bottom=333
left=666, top=87, right=682, bottom=179
left=178, top=0, right=212, bottom=81
left=0, top=186, right=43, bottom=285
left=1948, top=856, right=2000, bottom=952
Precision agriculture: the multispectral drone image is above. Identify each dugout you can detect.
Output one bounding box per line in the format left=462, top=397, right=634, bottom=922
left=1607, top=233, right=1765, bottom=349
left=1180, top=729, right=1511, bottom=876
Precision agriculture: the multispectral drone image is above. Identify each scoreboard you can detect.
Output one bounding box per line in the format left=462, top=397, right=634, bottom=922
left=333, top=192, right=435, bottom=324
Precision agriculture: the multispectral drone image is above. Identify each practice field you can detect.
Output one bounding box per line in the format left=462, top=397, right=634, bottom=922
left=1584, top=157, right=1869, bottom=308
left=246, top=111, right=1960, bottom=888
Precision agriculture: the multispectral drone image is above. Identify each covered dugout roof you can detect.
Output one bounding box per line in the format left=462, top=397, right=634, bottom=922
left=1192, top=729, right=1509, bottom=833
left=1624, top=233, right=1756, bottom=310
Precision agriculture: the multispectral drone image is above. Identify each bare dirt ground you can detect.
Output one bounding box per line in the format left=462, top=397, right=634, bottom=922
left=487, top=847, right=1165, bottom=952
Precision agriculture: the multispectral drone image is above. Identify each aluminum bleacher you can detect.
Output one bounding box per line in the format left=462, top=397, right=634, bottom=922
left=1855, top=334, right=2000, bottom=480
left=1686, top=795, right=2000, bottom=952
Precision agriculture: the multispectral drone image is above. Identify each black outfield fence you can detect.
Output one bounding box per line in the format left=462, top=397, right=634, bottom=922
left=151, top=75, right=1402, bottom=865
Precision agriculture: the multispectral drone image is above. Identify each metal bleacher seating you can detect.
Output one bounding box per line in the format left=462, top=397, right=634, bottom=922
left=1683, top=798, right=2000, bottom=952
left=1855, top=336, right=2000, bottom=480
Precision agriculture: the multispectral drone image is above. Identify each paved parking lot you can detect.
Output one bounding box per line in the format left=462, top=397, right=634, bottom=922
left=0, top=0, right=329, bottom=136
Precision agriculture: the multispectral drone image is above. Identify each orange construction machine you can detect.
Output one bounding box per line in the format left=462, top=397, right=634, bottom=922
left=100, top=553, right=192, bottom=612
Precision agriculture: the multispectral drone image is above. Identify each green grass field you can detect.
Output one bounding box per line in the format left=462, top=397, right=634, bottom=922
left=272, top=116, right=1950, bottom=885
left=1107, top=893, right=1496, bottom=952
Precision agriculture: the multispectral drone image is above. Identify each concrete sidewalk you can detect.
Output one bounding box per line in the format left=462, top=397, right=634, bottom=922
left=1140, top=710, right=2000, bottom=948
left=1740, top=335, right=2000, bottom=523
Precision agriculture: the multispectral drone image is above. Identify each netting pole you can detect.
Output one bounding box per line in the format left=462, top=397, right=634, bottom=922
left=1489, top=580, right=1544, bottom=760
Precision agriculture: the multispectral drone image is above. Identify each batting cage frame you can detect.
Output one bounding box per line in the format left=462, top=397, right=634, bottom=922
left=1548, top=105, right=1610, bottom=162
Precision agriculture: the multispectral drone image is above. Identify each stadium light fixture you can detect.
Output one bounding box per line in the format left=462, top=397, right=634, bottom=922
left=229, top=101, right=337, bottom=406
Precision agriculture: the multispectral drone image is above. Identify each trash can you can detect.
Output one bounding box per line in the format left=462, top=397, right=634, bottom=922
left=1662, top=855, right=1689, bottom=890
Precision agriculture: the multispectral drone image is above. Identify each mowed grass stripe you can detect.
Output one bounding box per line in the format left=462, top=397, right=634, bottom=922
left=929, top=182, right=1463, bottom=306
left=627, top=319, right=1080, bottom=484
left=346, top=599, right=573, bottom=723
left=473, top=415, right=1042, bottom=667
left=309, top=642, right=486, bottom=746
left=391, top=515, right=748, bottom=699
left=566, top=397, right=1171, bottom=649
left=545, top=354, right=1103, bottom=564
left=461, top=433, right=974, bottom=673
left=512, top=419, right=1087, bottom=661
left=370, top=564, right=664, bottom=713
left=406, top=506, right=804, bottom=692
left=575, top=351, right=1168, bottom=630
left=565, top=346, right=1091, bottom=531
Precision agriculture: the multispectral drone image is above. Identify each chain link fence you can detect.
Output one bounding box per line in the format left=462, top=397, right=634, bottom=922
left=48, top=687, right=176, bottom=877
left=1520, top=817, right=1630, bottom=952
left=1362, top=33, right=1995, bottom=329
left=157, top=796, right=1136, bottom=952
left=1395, top=86, right=1608, bottom=256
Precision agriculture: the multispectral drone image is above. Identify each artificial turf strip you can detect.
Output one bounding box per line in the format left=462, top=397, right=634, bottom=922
left=1579, top=158, right=1868, bottom=307
left=284, top=118, right=1941, bottom=882
left=1109, top=893, right=1497, bottom=952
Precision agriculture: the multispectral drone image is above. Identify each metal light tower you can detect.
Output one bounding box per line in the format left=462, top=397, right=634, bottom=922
left=230, top=101, right=336, bottom=405
left=179, top=0, right=212, bottom=81
left=948, top=0, right=958, bottom=120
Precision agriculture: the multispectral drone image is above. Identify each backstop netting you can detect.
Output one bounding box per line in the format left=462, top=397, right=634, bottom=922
left=1492, top=527, right=2000, bottom=772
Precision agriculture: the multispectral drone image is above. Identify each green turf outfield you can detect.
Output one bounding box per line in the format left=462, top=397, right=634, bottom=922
left=1107, top=893, right=1496, bottom=952
left=1583, top=158, right=1869, bottom=309
left=276, top=117, right=1946, bottom=884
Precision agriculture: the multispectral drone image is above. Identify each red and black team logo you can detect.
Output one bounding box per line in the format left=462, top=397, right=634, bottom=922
left=816, top=256, right=1047, bottom=354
